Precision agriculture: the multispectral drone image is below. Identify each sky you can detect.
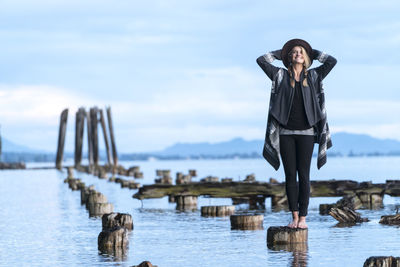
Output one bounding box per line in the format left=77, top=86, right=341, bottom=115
left=0, top=0, right=399, bottom=153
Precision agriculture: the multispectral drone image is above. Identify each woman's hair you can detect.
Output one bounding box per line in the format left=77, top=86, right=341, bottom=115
left=288, top=46, right=311, bottom=88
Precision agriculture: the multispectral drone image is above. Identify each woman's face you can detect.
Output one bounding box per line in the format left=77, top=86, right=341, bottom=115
left=290, top=46, right=305, bottom=65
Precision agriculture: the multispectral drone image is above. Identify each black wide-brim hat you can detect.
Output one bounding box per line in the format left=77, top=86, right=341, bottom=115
left=281, top=39, right=313, bottom=68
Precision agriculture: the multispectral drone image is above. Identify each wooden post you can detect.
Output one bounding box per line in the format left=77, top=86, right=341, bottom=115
left=106, top=107, right=118, bottom=167
left=90, top=107, right=99, bottom=166
left=102, top=212, right=133, bottom=231
left=230, top=214, right=263, bottom=230
left=175, top=195, right=197, bottom=210
left=329, top=207, right=369, bottom=223
left=379, top=213, right=400, bottom=225
left=267, top=226, right=308, bottom=246
left=86, top=109, right=94, bottom=171
left=201, top=205, right=235, bottom=217
left=55, top=109, right=68, bottom=169
left=364, top=256, right=400, bottom=267
left=99, top=109, right=112, bottom=165
left=74, top=107, right=85, bottom=167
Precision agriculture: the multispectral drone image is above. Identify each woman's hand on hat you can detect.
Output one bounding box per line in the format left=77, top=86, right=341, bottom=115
left=271, top=49, right=282, bottom=60
left=312, top=49, right=321, bottom=60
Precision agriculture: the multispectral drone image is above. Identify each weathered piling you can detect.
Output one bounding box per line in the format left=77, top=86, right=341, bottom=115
left=201, top=205, right=235, bottom=217
left=98, top=212, right=132, bottom=257
left=363, top=256, right=400, bottom=267
left=156, top=169, right=171, bottom=177
left=67, top=166, right=74, bottom=179
left=320, top=195, right=362, bottom=215
left=87, top=191, right=114, bottom=217
left=200, top=176, right=219, bottom=183
left=329, top=207, right=369, bottom=223
left=129, top=181, right=141, bottom=189
left=134, top=172, right=143, bottom=178
left=99, top=109, right=112, bottom=165
left=244, top=173, right=256, bottom=182
left=132, top=261, right=158, bottom=267
left=175, top=195, right=198, bottom=210
left=189, top=169, right=197, bottom=177
left=90, top=107, right=99, bottom=166
left=379, top=213, right=400, bottom=225
left=249, top=196, right=266, bottom=209
left=65, top=178, right=84, bottom=191
left=74, top=107, right=85, bottom=167
left=267, top=227, right=308, bottom=246
left=271, top=195, right=288, bottom=207
left=155, top=170, right=173, bottom=185
left=102, top=212, right=133, bottom=231
left=98, top=226, right=129, bottom=256
left=86, top=109, right=94, bottom=171
left=230, top=214, right=263, bottom=230
left=80, top=185, right=96, bottom=205
left=176, top=172, right=191, bottom=185
left=55, top=108, right=68, bottom=169
left=106, top=107, right=118, bottom=167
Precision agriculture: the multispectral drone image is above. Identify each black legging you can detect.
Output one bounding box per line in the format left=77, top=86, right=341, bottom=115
left=279, top=135, right=314, bottom=217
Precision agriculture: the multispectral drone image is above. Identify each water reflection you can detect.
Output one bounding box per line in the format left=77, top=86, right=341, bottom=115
left=98, top=248, right=128, bottom=263
left=268, top=242, right=309, bottom=267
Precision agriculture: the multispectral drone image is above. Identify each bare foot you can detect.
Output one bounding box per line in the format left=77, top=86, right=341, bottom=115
left=287, top=220, right=298, bottom=228
left=297, top=220, right=308, bottom=229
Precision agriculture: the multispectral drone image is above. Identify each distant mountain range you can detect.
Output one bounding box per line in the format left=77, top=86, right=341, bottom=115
left=1, top=137, right=43, bottom=153
left=1, top=132, right=400, bottom=162
left=152, top=132, right=400, bottom=157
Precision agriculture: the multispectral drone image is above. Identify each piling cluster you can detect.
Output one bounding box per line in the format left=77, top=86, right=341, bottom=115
left=56, top=106, right=119, bottom=171
left=76, top=164, right=143, bottom=190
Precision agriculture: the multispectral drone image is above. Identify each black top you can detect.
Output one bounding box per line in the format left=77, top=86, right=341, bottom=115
left=285, top=81, right=311, bottom=130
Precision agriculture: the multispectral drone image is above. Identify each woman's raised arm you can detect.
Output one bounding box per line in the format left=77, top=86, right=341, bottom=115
left=312, top=49, right=337, bottom=80
left=256, top=49, right=282, bottom=80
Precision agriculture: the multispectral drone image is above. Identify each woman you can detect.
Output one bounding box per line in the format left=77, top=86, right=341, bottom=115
left=256, top=39, right=337, bottom=228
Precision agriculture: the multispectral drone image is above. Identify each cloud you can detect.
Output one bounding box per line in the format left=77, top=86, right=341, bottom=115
left=0, top=84, right=102, bottom=125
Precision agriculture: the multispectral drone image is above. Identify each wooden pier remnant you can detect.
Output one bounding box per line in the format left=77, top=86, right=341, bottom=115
left=133, top=179, right=400, bottom=203
left=320, top=195, right=362, bottom=215
left=98, top=226, right=129, bottom=257
left=102, top=212, right=133, bottom=231
left=201, top=205, right=235, bottom=217
left=176, top=195, right=198, bottom=210
left=98, top=212, right=133, bottom=257
left=379, top=213, right=400, bottom=225
left=155, top=170, right=173, bottom=185
left=86, top=109, right=94, bottom=171
left=99, top=109, right=112, bottom=165
left=363, top=256, right=400, bottom=267
left=90, top=107, right=99, bottom=166
left=106, top=107, right=118, bottom=167
left=267, top=227, right=308, bottom=247
left=74, top=107, right=85, bottom=167
left=80, top=185, right=96, bottom=205
left=230, top=214, right=263, bottom=230
left=132, top=261, right=158, bottom=267
left=55, top=108, right=68, bottom=169
left=329, top=207, right=369, bottom=223
left=86, top=191, right=114, bottom=217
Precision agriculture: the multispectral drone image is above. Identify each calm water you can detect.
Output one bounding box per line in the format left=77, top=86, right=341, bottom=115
left=1, top=157, right=400, bottom=267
